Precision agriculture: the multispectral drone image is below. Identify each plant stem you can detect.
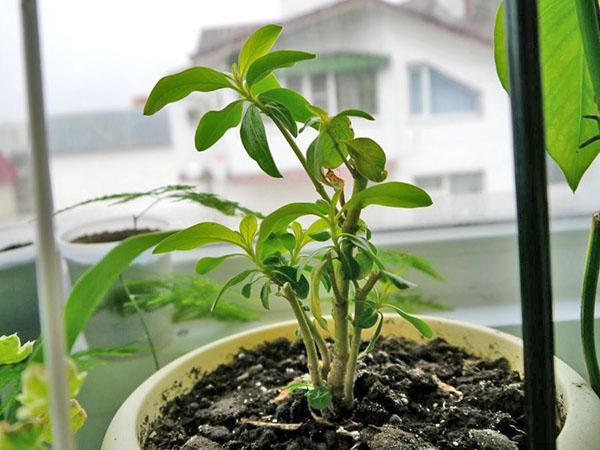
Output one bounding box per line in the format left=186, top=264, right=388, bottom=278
left=581, top=212, right=600, bottom=396
left=271, top=119, right=331, bottom=203
left=283, top=283, right=322, bottom=387
left=343, top=271, right=381, bottom=404
left=121, top=276, right=160, bottom=371
left=306, top=314, right=331, bottom=377
left=575, top=0, right=600, bottom=119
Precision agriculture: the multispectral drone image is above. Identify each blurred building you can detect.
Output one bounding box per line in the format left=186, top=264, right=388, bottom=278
left=168, top=0, right=521, bottom=223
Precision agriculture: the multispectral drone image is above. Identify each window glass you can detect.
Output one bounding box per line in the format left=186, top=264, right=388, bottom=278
left=284, top=75, right=303, bottom=94
left=408, top=67, right=423, bottom=114
left=310, top=73, right=329, bottom=110
left=335, top=70, right=378, bottom=113
left=414, top=174, right=443, bottom=190
left=449, top=172, right=484, bottom=194
left=430, top=68, right=479, bottom=114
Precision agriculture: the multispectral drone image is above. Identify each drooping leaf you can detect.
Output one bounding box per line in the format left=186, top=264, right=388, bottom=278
left=359, top=312, right=384, bottom=358
left=259, top=88, right=314, bottom=123
left=144, top=67, right=231, bottom=115
left=260, top=282, right=271, bottom=310
left=238, top=24, right=283, bottom=75
left=211, top=270, right=256, bottom=311
left=494, top=1, right=600, bottom=190
left=270, top=266, right=309, bottom=299
left=379, top=250, right=444, bottom=281
left=336, top=109, right=375, bottom=121
left=0, top=335, right=34, bottom=365
left=241, top=283, right=253, bottom=299
left=265, top=101, right=298, bottom=136
left=154, top=222, right=244, bottom=253
left=257, top=202, right=328, bottom=252
left=195, top=100, right=244, bottom=151
left=382, top=270, right=416, bottom=290
left=240, top=105, right=282, bottom=178
left=384, top=304, right=433, bottom=339
left=195, top=254, right=242, bottom=275
left=345, top=137, right=388, bottom=182
left=355, top=301, right=379, bottom=329
left=344, top=182, right=432, bottom=211
left=306, top=386, right=332, bottom=410
left=247, top=50, right=316, bottom=85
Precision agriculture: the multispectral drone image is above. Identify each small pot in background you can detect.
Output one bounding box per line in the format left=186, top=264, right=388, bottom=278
left=57, top=216, right=174, bottom=352
left=0, top=223, right=39, bottom=341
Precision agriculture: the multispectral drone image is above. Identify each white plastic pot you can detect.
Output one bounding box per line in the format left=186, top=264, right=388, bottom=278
left=0, top=223, right=39, bottom=340
left=58, top=216, right=174, bottom=351
left=102, top=315, right=600, bottom=450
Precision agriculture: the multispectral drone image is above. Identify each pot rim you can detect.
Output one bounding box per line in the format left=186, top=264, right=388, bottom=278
left=102, top=315, right=600, bottom=450
left=0, top=223, right=36, bottom=269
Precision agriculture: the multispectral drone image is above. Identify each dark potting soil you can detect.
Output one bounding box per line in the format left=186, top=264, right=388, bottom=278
left=70, top=228, right=157, bottom=244
left=144, top=336, right=531, bottom=450
left=0, top=241, right=33, bottom=253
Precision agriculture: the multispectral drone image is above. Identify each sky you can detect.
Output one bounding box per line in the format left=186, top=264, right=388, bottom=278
left=0, top=0, right=281, bottom=121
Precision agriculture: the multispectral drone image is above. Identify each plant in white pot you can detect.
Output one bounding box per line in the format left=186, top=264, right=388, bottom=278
left=0, top=223, right=39, bottom=341
left=56, top=185, right=261, bottom=354
left=63, top=23, right=600, bottom=449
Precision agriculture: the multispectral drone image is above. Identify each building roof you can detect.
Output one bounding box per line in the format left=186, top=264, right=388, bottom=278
left=192, top=0, right=498, bottom=60
left=0, top=154, right=17, bottom=184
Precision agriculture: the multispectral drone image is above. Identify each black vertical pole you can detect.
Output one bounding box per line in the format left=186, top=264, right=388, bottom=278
left=504, top=0, right=557, bottom=449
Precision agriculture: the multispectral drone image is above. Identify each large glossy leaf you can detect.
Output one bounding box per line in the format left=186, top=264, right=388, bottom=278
left=247, top=50, right=315, bottom=86
left=344, top=182, right=432, bottom=211
left=195, top=100, right=244, bottom=151
left=31, top=231, right=176, bottom=359
left=144, top=67, right=231, bottom=115
left=153, top=222, right=244, bottom=253
left=240, top=105, right=282, bottom=178
left=259, top=88, right=314, bottom=123
left=257, top=202, right=328, bottom=250
left=345, top=137, right=388, bottom=182
left=494, top=1, right=600, bottom=190
left=238, top=24, right=282, bottom=75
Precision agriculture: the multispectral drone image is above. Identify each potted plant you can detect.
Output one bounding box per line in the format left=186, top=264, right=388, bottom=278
left=495, top=0, right=600, bottom=397
left=0, top=222, right=39, bottom=341
left=82, top=24, right=600, bottom=449
left=56, top=185, right=261, bottom=352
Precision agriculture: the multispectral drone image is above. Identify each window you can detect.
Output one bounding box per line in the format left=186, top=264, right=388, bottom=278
left=284, top=75, right=303, bottom=94
left=414, top=172, right=484, bottom=195
left=309, top=74, right=329, bottom=110
left=409, top=66, right=480, bottom=116
left=335, top=70, right=378, bottom=113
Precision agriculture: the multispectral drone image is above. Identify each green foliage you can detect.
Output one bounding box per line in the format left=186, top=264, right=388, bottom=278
left=238, top=24, right=283, bottom=75
left=494, top=0, right=600, bottom=190
left=154, top=222, right=244, bottom=253
left=0, top=335, right=33, bottom=365
left=246, top=50, right=315, bottom=86
left=344, top=182, right=433, bottom=210
left=259, top=88, right=314, bottom=123
left=240, top=105, right=282, bottom=178
left=195, top=100, right=244, bottom=151
left=56, top=184, right=262, bottom=218
left=306, top=386, right=332, bottom=410
left=345, top=138, right=388, bottom=182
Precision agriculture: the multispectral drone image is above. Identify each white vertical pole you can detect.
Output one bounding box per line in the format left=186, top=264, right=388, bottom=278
left=20, top=1, right=75, bottom=449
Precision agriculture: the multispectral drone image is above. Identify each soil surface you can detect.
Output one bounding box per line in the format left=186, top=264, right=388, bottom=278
left=144, top=336, right=530, bottom=450
left=70, top=228, right=157, bottom=244
left=0, top=241, right=33, bottom=253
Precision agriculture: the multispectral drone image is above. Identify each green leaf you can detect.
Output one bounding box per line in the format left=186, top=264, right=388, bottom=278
left=345, top=137, right=388, bottom=182
left=336, top=109, right=375, bottom=121
left=250, top=73, right=281, bottom=96
left=287, top=375, right=312, bottom=392
left=355, top=301, right=379, bottom=329
left=241, top=283, right=253, bottom=299
left=257, top=202, right=327, bottom=253
left=239, top=214, right=258, bottom=244
left=382, top=270, right=416, bottom=290
left=0, top=335, right=34, bottom=365
left=154, top=222, right=244, bottom=254
left=238, top=24, right=282, bottom=75
left=0, top=422, right=44, bottom=450
left=195, top=100, right=244, bottom=151
left=340, top=252, right=361, bottom=281
left=212, top=270, right=255, bottom=311
left=359, top=313, right=384, bottom=358
left=494, top=1, right=600, bottom=190
left=306, top=386, right=332, bottom=410
left=144, top=67, right=231, bottom=115
left=307, top=231, right=331, bottom=242
left=195, top=254, right=241, bottom=275
left=271, top=266, right=310, bottom=299
left=259, top=88, right=314, bottom=123
left=384, top=304, right=433, bottom=339
left=310, top=261, right=329, bottom=330
left=265, top=101, right=298, bottom=136
left=344, top=182, right=432, bottom=211
left=355, top=251, right=373, bottom=280
left=394, top=252, right=444, bottom=281
left=247, top=50, right=316, bottom=85
left=240, top=105, right=282, bottom=178
left=324, top=115, right=354, bottom=168
left=260, top=283, right=271, bottom=310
